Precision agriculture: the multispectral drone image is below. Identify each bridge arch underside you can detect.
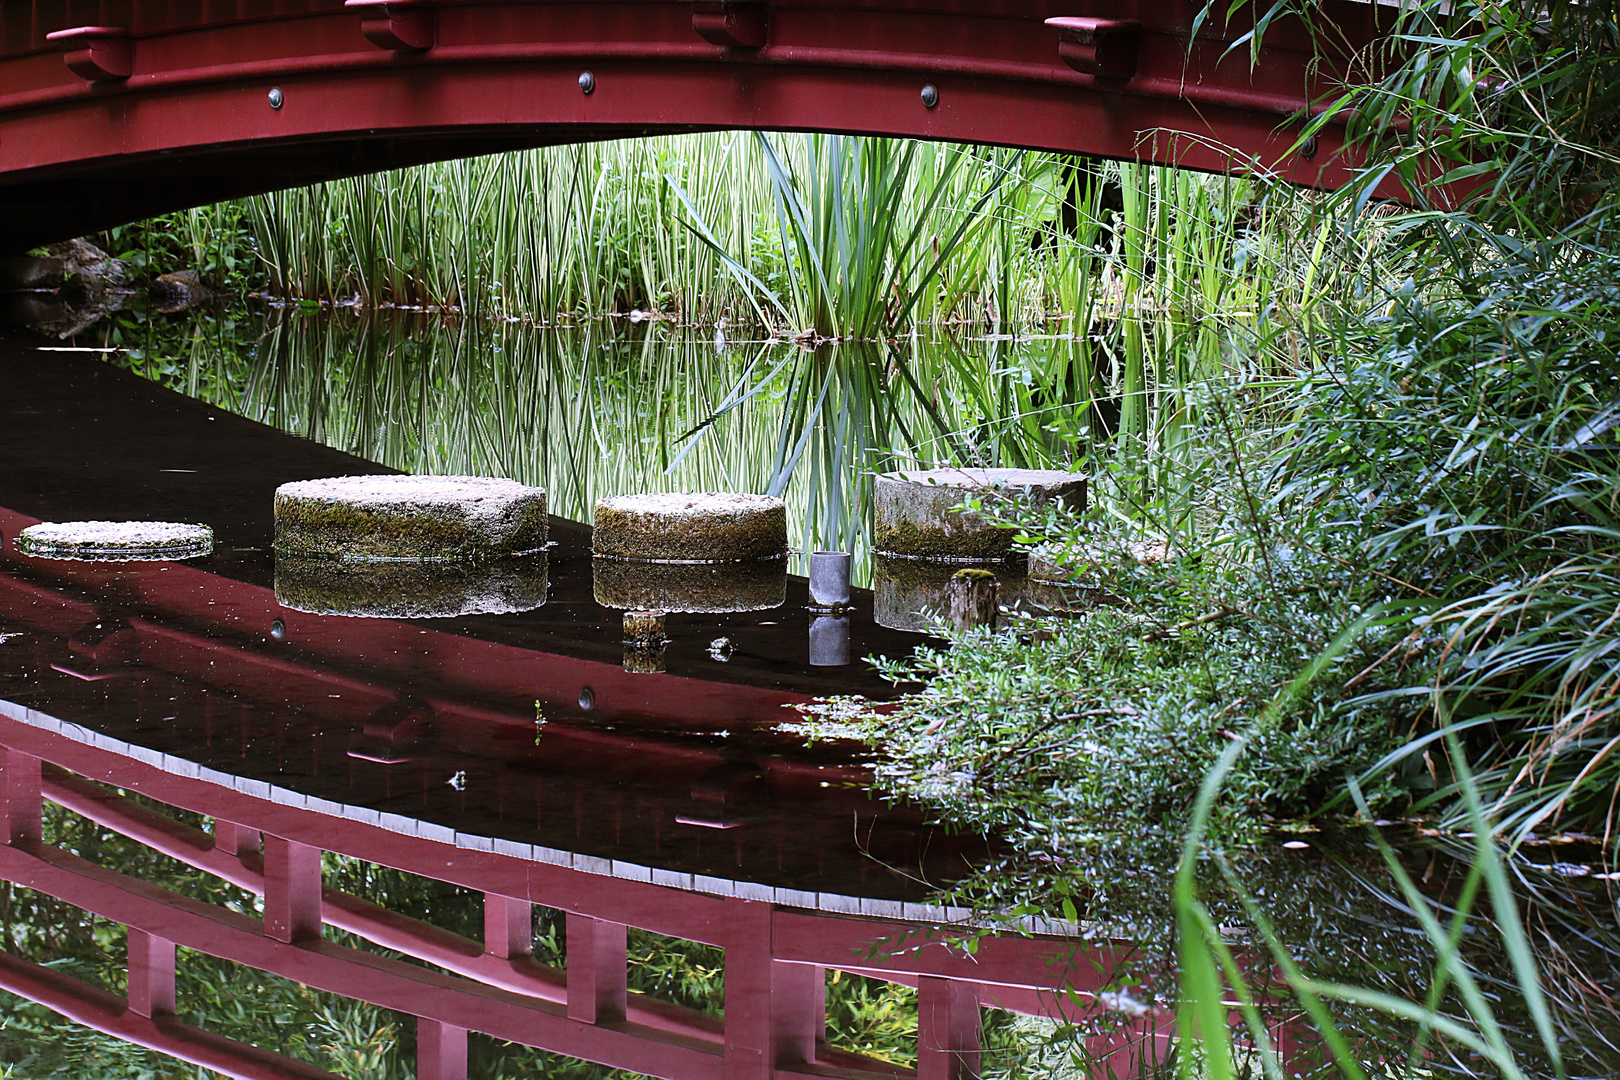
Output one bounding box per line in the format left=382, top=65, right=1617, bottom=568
left=0, top=0, right=1395, bottom=252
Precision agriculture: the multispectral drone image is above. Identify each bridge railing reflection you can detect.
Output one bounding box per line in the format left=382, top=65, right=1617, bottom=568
left=0, top=716, right=1186, bottom=1080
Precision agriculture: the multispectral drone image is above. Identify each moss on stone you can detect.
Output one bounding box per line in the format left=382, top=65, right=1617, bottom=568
left=273, top=479, right=547, bottom=561
left=593, top=493, right=786, bottom=562
left=17, top=521, right=213, bottom=562
left=872, top=515, right=1014, bottom=561
left=873, top=469, right=1086, bottom=561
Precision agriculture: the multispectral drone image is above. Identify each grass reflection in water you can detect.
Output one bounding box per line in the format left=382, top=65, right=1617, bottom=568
left=113, top=308, right=1093, bottom=582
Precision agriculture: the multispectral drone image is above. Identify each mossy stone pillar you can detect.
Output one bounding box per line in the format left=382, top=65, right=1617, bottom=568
left=274, top=475, right=547, bottom=561
left=593, top=493, right=787, bottom=615
left=593, top=493, right=786, bottom=562
left=873, top=468, right=1086, bottom=562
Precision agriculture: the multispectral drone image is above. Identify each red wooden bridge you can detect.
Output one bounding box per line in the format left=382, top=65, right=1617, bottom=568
left=0, top=0, right=1398, bottom=251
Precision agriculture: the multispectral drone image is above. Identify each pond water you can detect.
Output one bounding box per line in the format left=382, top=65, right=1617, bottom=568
left=0, top=302, right=1615, bottom=1079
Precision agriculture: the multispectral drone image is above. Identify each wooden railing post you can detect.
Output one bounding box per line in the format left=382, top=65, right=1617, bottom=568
left=126, top=928, right=177, bottom=1017
left=918, top=976, right=981, bottom=1080
left=723, top=899, right=822, bottom=1080
left=0, top=747, right=41, bottom=848
left=484, top=893, right=532, bottom=959
left=213, top=820, right=261, bottom=859
left=417, top=1019, right=468, bottom=1080
left=566, top=914, right=627, bottom=1024
left=262, top=836, right=323, bottom=943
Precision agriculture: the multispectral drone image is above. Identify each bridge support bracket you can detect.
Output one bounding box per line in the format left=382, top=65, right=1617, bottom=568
left=44, top=26, right=134, bottom=82
left=1045, top=17, right=1142, bottom=81
left=345, top=0, right=435, bottom=52
left=692, top=2, right=769, bottom=49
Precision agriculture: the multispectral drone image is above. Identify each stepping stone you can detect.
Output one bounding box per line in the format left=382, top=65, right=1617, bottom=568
left=874, top=467, right=1086, bottom=562
left=17, top=520, right=212, bottom=561
left=593, top=492, right=786, bottom=563
left=275, top=555, right=547, bottom=618
left=274, top=475, right=547, bottom=561
left=593, top=558, right=785, bottom=613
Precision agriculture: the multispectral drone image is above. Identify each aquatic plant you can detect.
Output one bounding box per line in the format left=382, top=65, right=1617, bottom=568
left=1172, top=734, right=1595, bottom=1080
left=673, top=133, right=1021, bottom=339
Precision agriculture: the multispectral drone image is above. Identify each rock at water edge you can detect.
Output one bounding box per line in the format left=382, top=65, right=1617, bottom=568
left=874, top=467, right=1085, bottom=561
left=274, top=474, right=547, bottom=561
left=593, top=492, right=786, bottom=563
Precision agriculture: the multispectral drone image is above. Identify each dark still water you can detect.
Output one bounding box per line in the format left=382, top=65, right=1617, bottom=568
left=0, top=309, right=1615, bottom=1079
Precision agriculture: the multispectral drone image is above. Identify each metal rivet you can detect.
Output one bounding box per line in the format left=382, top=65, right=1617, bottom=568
left=1300, top=134, right=1319, bottom=161
left=270, top=618, right=287, bottom=641
left=920, top=83, right=939, bottom=109
left=267, top=86, right=284, bottom=110
left=579, top=686, right=595, bottom=711
left=578, top=70, right=595, bottom=95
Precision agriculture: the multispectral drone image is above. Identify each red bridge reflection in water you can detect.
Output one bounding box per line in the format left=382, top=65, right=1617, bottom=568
left=0, top=346, right=1318, bottom=1079
left=0, top=511, right=1183, bottom=1080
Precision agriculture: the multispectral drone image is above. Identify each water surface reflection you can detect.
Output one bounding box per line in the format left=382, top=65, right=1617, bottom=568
left=1, top=319, right=1616, bottom=1078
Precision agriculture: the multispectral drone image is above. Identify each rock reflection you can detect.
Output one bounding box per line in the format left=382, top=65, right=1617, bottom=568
left=872, top=555, right=1073, bottom=633
left=593, top=557, right=786, bottom=613
left=275, top=553, right=549, bottom=618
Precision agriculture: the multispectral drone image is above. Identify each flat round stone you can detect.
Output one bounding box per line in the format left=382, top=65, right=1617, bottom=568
left=274, top=474, right=547, bottom=561
left=593, top=492, right=786, bottom=563
left=874, top=467, right=1086, bottom=562
left=17, top=520, right=213, bottom=561
left=593, top=557, right=786, bottom=613
left=275, top=554, right=547, bottom=618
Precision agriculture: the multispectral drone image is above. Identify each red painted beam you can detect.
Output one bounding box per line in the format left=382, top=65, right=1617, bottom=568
left=917, top=976, right=980, bottom=1080
left=0, top=948, right=350, bottom=1080
left=0, top=840, right=733, bottom=1080
left=0, top=745, right=40, bottom=847
left=0, top=0, right=1414, bottom=247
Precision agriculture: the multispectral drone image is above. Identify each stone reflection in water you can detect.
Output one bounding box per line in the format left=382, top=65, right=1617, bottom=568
left=0, top=238, right=139, bottom=338
left=872, top=555, right=1072, bottom=633
left=593, top=556, right=787, bottom=613
left=274, top=553, right=548, bottom=617
left=620, top=608, right=670, bottom=673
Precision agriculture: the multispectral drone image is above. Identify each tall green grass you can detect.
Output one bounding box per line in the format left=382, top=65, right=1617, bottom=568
left=118, top=142, right=1389, bottom=573
left=167, top=134, right=1351, bottom=343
